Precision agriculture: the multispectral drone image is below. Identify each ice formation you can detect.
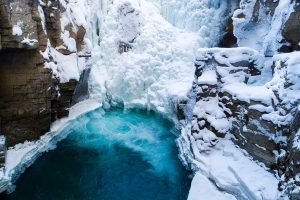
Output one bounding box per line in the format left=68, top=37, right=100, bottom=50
left=88, top=0, right=232, bottom=120
left=154, top=0, right=235, bottom=47
left=87, top=1, right=284, bottom=199
left=233, top=0, right=296, bottom=56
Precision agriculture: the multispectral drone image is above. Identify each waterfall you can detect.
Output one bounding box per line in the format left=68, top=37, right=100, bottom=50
left=153, top=0, right=231, bottom=47
left=87, top=0, right=233, bottom=119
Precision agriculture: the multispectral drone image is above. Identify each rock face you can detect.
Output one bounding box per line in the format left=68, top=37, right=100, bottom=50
left=0, top=136, right=6, bottom=169
left=282, top=1, right=300, bottom=52
left=230, top=0, right=299, bottom=56
left=185, top=1, right=300, bottom=197
left=285, top=109, right=300, bottom=199
left=182, top=47, right=300, bottom=198
left=0, top=0, right=90, bottom=149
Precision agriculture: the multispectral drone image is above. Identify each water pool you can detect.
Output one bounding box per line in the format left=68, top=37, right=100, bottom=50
left=2, top=108, right=191, bottom=200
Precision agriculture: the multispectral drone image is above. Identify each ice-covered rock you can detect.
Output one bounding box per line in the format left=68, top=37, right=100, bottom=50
left=232, top=0, right=297, bottom=56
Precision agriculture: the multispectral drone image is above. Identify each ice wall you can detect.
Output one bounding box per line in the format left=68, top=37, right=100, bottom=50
left=88, top=0, right=234, bottom=121
left=154, top=0, right=235, bottom=47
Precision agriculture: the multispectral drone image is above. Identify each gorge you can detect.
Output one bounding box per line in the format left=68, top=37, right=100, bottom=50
left=0, top=0, right=300, bottom=199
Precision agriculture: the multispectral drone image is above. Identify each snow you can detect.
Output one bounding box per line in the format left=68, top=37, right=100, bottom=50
left=86, top=2, right=284, bottom=198
left=180, top=128, right=280, bottom=200
left=249, top=104, right=274, bottom=113
left=60, top=31, right=77, bottom=52
left=188, top=173, right=236, bottom=200
left=155, top=0, right=231, bottom=48
left=233, top=0, right=295, bottom=56
left=193, top=98, right=231, bottom=135
left=180, top=47, right=290, bottom=199
left=0, top=100, right=101, bottom=192
left=262, top=0, right=295, bottom=56
left=294, top=129, right=300, bottom=150
left=44, top=46, right=81, bottom=83
left=39, top=0, right=99, bottom=83
left=198, top=70, right=217, bottom=85
left=88, top=0, right=203, bottom=118
left=1, top=0, right=293, bottom=198
left=269, top=52, right=300, bottom=109
left=21, top=37, right=38, bottom=46
left=260, top=51, right=300, bottom=128
left=12, top=24, right=22, bottom=36
left=87, top=0, right=237, bottom=119
left=118, top=0, right=143, bottom=43
left=0, top=136, right=5, bottom=145
left=223, top=83, right=274, bottom=105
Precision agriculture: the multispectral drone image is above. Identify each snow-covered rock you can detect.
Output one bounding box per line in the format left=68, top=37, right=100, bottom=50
left=179, top=46, right=300, bottom=199
left=232, top=0, right=297, bottom=56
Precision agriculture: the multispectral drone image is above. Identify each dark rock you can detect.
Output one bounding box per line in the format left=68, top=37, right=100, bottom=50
left=118, top=41, right=132, bottom=54
left=282, top=2, right=300, bottom=52
left=0, top=0, right=88, bottom=151
left=0, top=135, right=6, bottom=169
left=72, top=67, right=91, bottom=105
left=219, top=17, right=237, bottom=48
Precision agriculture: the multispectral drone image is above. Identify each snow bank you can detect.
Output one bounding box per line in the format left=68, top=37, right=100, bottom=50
left=188, top=173, right=236, bottom=200
left=293, top=129, right=300, bottom=150
left=223, top=83, right=274, bottom=105
left=180, top=128, right=280, bottom=200
left=198, top=70, right=217, bottom=85
left=43, top=45, right=84, bottom=83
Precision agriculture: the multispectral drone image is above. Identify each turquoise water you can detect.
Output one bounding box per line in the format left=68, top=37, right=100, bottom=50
left=2, top=108, right=191, bottom=200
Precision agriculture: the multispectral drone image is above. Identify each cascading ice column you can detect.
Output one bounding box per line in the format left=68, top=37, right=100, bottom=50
left=157, top=0, right=232, bottom=47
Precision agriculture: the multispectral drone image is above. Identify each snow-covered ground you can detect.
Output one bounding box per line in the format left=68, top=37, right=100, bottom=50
left=180, top=129, right=280, bottom=200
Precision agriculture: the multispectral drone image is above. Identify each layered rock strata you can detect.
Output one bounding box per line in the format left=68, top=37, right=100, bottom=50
left=0, top=0, right=90, bottom=148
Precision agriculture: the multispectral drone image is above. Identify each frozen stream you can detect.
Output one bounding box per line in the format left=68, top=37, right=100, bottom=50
left=2, top=108, right=191, bottom=200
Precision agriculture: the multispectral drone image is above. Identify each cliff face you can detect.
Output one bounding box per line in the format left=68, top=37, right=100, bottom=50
left=233, top=0, right=300, bottom=55
left=180, top=0, right=300, bottom=198
left=0, top=0, right=90, bottom=146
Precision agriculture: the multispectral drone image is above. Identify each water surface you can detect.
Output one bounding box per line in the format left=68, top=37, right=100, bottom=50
left=2, top=108, right=191, bottom=200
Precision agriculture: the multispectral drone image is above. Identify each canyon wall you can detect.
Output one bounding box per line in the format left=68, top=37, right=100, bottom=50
left=0, top=0, right=90, bottom=147
left=180, top=0, right=300, bottom=198
left=0, top=0, right=299, bottom=198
